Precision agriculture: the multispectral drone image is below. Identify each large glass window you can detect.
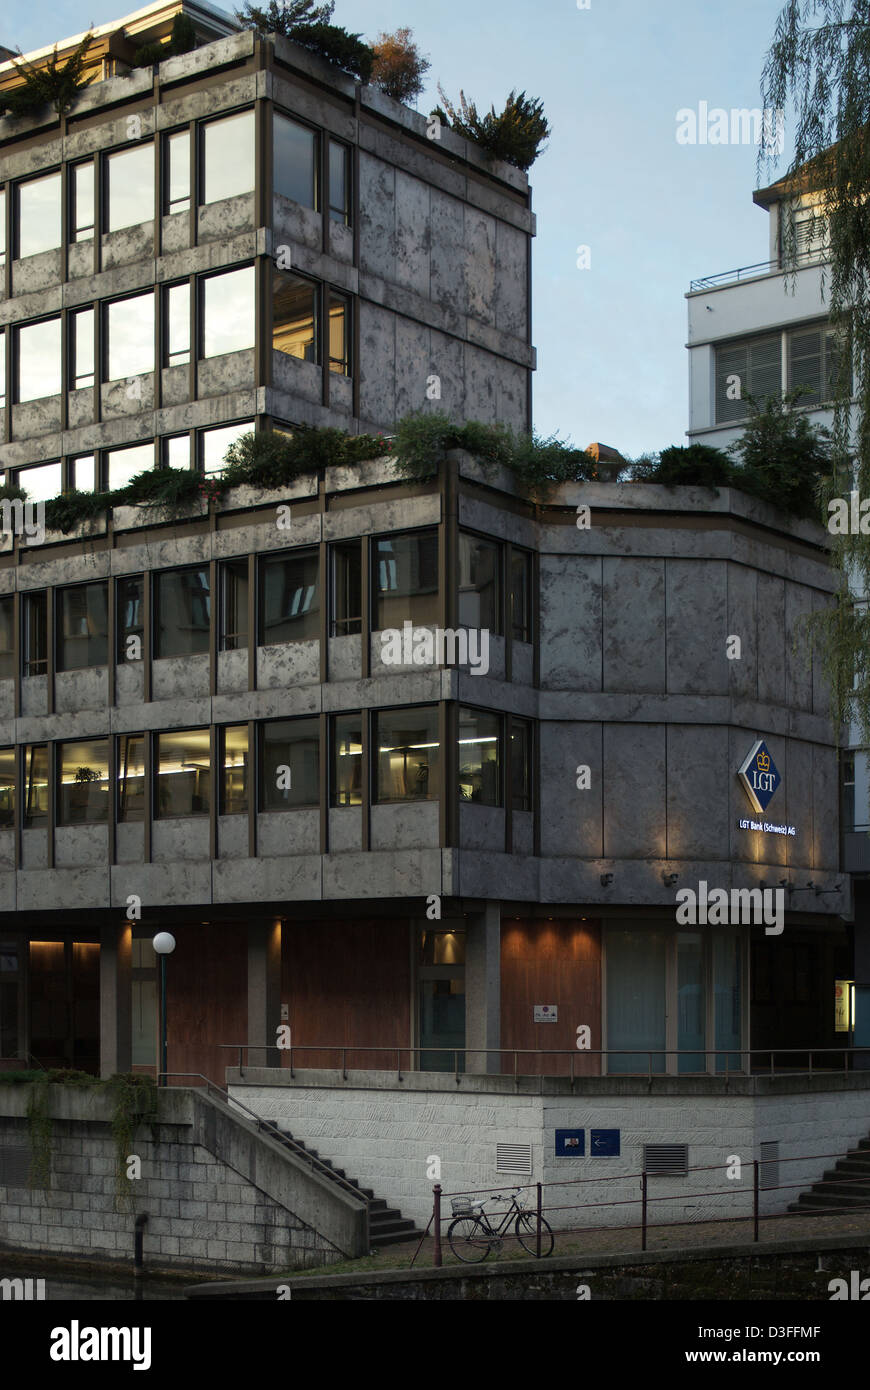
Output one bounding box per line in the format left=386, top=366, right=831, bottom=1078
left=260, top=718, right=320, bottom=810
left=24, top=744, right=48, bottom=825
left=331, top=713, right=362, bottom=807
left=374, top=531, right=439, bottom=629
left=17, top=173, right=61, bottom=258
left=72, top=162, right=95, bottom=242
left=273, top=112, right=318, bottom=208
left=201, top=111, right=255, bottom=204
left=117, top=574, right=144, bottom=662
left=329, top=140, right=350, bottom=224
left=0, top=748, right=14, bottom=827
left=0, top=191, right=5, bottom=267
left=331, top=541, right=361, bottom=636
left=220, top=725, right=248, bottom=815
left=220, top=559, right=248, bottom=651
left=0, top=332, right=5, bottom=406
left=117, top=733, right=145, bottom=822
left=202, top=266, right=255, bottom=357
left=458, top=707, right=501, bottom=806
left=715, top=334, right=781, bottom=424
left=16, top=319, right=61, bottom=401
left=678, top=932, right=706, bottom=1073
left=15, top=462, right=62, bottom=504
left=106, top=292, right=155, bottom=380
left=375, top=706, right=440, bottom=803
left=58, top=739, right=109, bottom=824
left=57, top=582, right=108, bottom=671
left=156, top=729, right=211, bottom=817
left=328, top=291, right=349, bottom=375
left=105, top=442, right=154, bottom=490
left=0, top=597, right=13, bottom=680
left=273, top=273, right=317, bottom=361
left=714, top=931, right=742, bottom=1072
left=165, top=435, right=191, bottom=471
left=260, top=550, right=319, bottom=644
left=606, top=929, right=667, bottom=1073
left=155, top=567, right=210, bottom=658
left=165, top=282, right=190, bottom=367
left=71, top=454, right=96, bottom=493
left=165, top=129, right=190, bottom=214
left=510, top=717, right=532, bottom=812
left=510, top=548, right=533, bottom=643
left=106, top=144, right=155, bottom=233
left=459, top=532, right=500, bottom=632
left=22, top=591, right=47, bottom=676
left=788, top=323, right=852, bottom=406
left=200, top=421, right=253, bottom=474
left=71, top=308, right=95, bottom=390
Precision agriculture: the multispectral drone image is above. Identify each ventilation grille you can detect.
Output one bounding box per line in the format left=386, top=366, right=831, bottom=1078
left=760, top=1141, right=780, bottom=1190
left=0, top=1147, right=31, bottom=1188
left=643, top=1143, right=688, bottom=1175
left=496, top=1143, right=533, bottom=1175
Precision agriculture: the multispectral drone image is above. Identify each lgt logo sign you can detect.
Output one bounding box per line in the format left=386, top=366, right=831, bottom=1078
left=738, top=739, right=781, bottom=814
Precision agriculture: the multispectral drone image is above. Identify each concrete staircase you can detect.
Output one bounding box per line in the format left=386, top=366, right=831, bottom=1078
left=788, top=1137, right=870, bottom=1215
left=273, top=1126, right=420, bottom=1249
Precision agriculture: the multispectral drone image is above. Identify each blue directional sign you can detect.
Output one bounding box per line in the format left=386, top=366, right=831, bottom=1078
left=555, top=1128, right=585, bottom=1157
left=590, top=1129, right=620, bottom=1157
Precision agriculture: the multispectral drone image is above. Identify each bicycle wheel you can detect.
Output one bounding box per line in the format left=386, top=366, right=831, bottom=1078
left=514, top=1212, right=554, bottom=1257
left=448, top=1216, right=492, bottom=1263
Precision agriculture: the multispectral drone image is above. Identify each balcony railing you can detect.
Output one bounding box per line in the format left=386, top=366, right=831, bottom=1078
left=690, top=248, right=828, bottom=292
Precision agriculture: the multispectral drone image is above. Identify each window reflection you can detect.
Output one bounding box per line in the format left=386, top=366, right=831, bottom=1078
left=17, top=319, right=61, bottom=401
left=202, top=266, right=255, bottom=357
left=155, top=567, right=210, bottom=658
left=106, top=293, right=155, bottom=380
left=17, top=174, right=61, bottom=258
left=331, top=713, right=362, bottom=807
left=375, top=707, right=440, bottom=803
left=157, top=729, right=211, bottom=817
left=202, top=111, right=255, bottom=204
left=273, top=274, right=317, bottom=361
left=273, top=113, right=317, bottom=208
left=117, top=575, right=144, bottom=662
left=24, top=744, right=48, bottom=825
left=57, top=583, right=108, bottom=671
left=166, top=129, right=190, bottom=214
left=58, top=739, right=109, bottom=824
left=118, top=733, right=145, bottom=822
left=0, top=748, right=14, bottom=828
left=260, top=551, right=319, bottom=644
left=220, top=725, right=248, bottom=815
left=374, top=532, right=439, bottom=629
left=72, top=162, right=95, bottom=241
left=106, top=145, right=155, bottom=233
left=260, top=718, right=319, bottom=810
left=458, top=708, right=501, bottom=806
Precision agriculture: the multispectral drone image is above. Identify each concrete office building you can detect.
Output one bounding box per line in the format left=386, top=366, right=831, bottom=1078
left=0, top=3, right=864, bottom=1246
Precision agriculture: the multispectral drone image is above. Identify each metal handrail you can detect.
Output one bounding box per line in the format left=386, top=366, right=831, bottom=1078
left=218, top=1043, right=870, bottom=1084
left=690, top=248, right=826, bottom=291
left=158, top=1071, right=369, bottom=1210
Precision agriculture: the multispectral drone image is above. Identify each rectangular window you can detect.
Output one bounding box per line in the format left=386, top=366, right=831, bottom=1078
left=328, top=291, right=349, bottom=375
left=260, top=550, right=319, bottom=644
left=606, top=928, right=667, bottom=1073
left=510, top=548, right=533, bottom=643
left=15, top=462, right=62, bottom=504
left=23, top=591, right=47, bottom=676
left=17, top=173, right=61, bottom=258
left=165, top=282, right=190, bottom=367
left=842, top=752, right=856, bottom=835
left=71, top=455, right=96, bottom=492
left=220, top=724, right=248, bottom=815
left=117, top=575, right=144, bottom=662
left=0, top=331, right=5, bottom=406
left=788, top=323, right=852, bottom=406
left=57, top=582, right=108, bottom=671
left=155, top=567, right=210, bottom=658
left=273, top=112, right=318, bottom=208
left=202, top=266, right=255, bottom=357
left=510, top=717, right=532, bottom=811
left=459, top=533, right=501, bottom=632
left=221, top=559, right=249, bottom=651
left=106, top=292, right=155, bottom=380
left=72, top=162, right=95, bottom=241
left=273, top=273, right=318, bottom=361
left=58, top=739, right=109, bottom=824
left=0, top=748, right=14, bottom=828
left=715, top=334, right=781, bottom=424
left=201, top=111, right=255, bottom=205
left=331, top=712, right=362, bottom=807
left=16, top=319, right=61, bottom=402
left=117, top=733, right=145, bottom=822
left=106, top=144, right=155, bottom=233
left=0, top=190, right=5, bottom=266
left=200, top=421, right=253, bottom=475
left=105, top=442, right=154, bottom=490
left=375, top=706, right=440, bottom=803
left=260, top=718, right=320, bottom=811
left=331, top=541, right=361, bottom=636
left=156, top=728, right=211, bottom=817
left=458, top=707, right=501, bottom=806
left=165, top=435, right=191, bottom=470
left=71, top=308, right=95, bottom=390
left=165, top=129, right=190, bottom=215
left=328, top=140, right=350, bottom=224
left=24, top=744, right=48, bottom=825
left=0, top=596, right=13, bottom=680
left=374, top=531, right=439, bottom=630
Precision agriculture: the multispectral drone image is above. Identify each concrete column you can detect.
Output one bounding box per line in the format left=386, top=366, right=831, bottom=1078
left=99, top=922, right=132, bottom=1077
left=247, top=919, right=282, bottom=1069
left=465, top=902, right=501, bottom=1075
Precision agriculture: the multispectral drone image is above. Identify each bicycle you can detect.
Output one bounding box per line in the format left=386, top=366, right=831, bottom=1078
left=447, top=1188, right=554, bottom=1262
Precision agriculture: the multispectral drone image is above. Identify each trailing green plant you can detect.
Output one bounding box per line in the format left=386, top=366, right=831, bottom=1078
left=44, top=489, right=113, bottom=535
left=627, top=443, right=733, bottom=491
left=371, top=28, right=430, bottom=103
left=132, top=12, right=199, bottom=68
left=234, top=1, right=374, bottom=81
left=436, top=85, right=550, bottom=171
left=25, top=1077, right=52, bottom=1191
left=391, top=413, right=599, bottom=488
left=0, top=482, right=28, bottom=502
left=105, top=1073, right=158, bottom=1210
left=221, top=426, right=387, bottom=487
left=2, top=32, right=96, bottom=118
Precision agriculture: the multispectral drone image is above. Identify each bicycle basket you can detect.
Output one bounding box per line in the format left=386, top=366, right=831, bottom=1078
left=450, top=1199, right=478, bottom=1216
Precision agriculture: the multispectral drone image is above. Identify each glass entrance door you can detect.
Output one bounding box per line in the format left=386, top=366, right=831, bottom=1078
left=417, top=927, right=466, bottom=1071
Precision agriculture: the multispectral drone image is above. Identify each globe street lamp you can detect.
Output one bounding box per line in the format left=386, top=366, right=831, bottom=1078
left=152, top=932, right=176, bottom=1086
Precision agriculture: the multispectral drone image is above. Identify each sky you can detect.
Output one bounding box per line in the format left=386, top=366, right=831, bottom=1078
left=6, top=0, right=796, bottom=457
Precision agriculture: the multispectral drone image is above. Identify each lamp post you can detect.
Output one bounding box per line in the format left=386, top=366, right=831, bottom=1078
left=152, top=932, right=176, bottom=1086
